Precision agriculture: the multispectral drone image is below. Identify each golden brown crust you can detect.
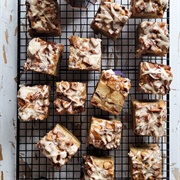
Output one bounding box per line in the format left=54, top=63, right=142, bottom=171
left=37, top=124, right=80, bottom=169
left=128, top=144, right=162, bottom=180
left=24, top=38, right=64, bottom=76
left=90, top=2, right=132, bottom=41
left=138, top=62, right=173, bottom=95
left=54, top=81, right=87, bottom=114
left=68, top=36, right=102, bottom=71
left=91, top=69, right=131, bottom=115
left=87, top=117, right=122, bottom=149
left=131, top=99, right=167, bottom=136
left=83, top=155, right=114, bottom=180
left=26, top=0, right=61, bottom=37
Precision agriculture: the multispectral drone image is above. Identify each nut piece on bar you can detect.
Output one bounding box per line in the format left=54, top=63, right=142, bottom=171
left=54, top=81, right=86, bottom=114
left=83, top=155, right=114, bottom=180
left=138, top=62, right=173, bottom=95
left=130, top=0, right=168, bottom=18
left=17, top=85, right=50, bottom=121
left=91, top=69, right=131, bottom=115
left=136, top=21, right=169, bottom=58
left=26, top=0, right=61, bottom=37
left=90, top=2, right=132, bottom=41
left=131, top=100, right=167, bottom=137
left=24, top=38, right=64, bottom=76
left=37, top=124, right=81, bottom=169
left=87, top=117, right=122, bottom=149
left=68, top=36, right=102, bottom=71
left=128, top=144, right=162, bottom=180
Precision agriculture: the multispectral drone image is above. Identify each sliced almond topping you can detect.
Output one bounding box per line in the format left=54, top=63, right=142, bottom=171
left=46, top=133, right=53, bottom=141
left=71, top=83, right=79, bottom=91
left=90, top=38, right=99, bottom=47
left=114, top=4, right=120, bottom=11
left=61, top=81, right=70, bottom=90
left=61, top=100, right=71, bottom=109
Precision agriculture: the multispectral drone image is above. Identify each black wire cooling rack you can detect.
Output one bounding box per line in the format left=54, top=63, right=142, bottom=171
left=17, top=0, right=170, bottom=179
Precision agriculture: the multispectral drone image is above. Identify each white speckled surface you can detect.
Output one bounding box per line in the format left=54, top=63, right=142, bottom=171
left=169, top=1, right=180, bottom=180
left=0, top=0, right=179, bottom=179
left=0, top=1, right=17, bottom=179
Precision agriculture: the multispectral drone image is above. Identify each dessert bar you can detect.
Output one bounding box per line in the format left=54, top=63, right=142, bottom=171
left=131, top=99, right=167, bottom=136
left=138, top=61, right=173, bottom=95
left=54, top=81, right=86, bottom=114
left=87, top=117, right=122, bottom=149
left=91, top=2, right=132, bottom=41
left=37, top=124, right=81, bottom=169
left=69, top=36, right=102, bottom=71
left=17, top=85, right=50, bottom=121
left=128, top=144, right=162, bottom=180
left=83, top=155, right=114, bottom=180
left=130, top=0, right=168, bottom=18
left=91, top=69, right=131, bottom=115
left=136, top=21, right=169, bottom=57
left=26, top=0, right=61, bottom=37
left=24, top=38, right=64, bottom=76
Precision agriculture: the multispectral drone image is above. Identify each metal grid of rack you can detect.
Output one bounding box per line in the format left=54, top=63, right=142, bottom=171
left=17, top=0, right=170, bottom=179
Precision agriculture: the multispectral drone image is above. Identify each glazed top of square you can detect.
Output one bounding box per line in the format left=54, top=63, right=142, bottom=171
left=131, top=0, right=168, bottom=16
left=132, top=99, right=167, bottom=136
left=26, top=0, right=60, bottom=32
left=24, top=38, right=64, bottom=75
left=139, top=61, right=173, bottom=95
left=54, top=81, right=86, bottom=114
left=37, top=124, right=80, bottom=168
left=88, top=117, right=122, bottom=149
left=83, top=155, right=114, bottom=180
left=100, top=69, right=131, bottom=98
left=128, top=144, right=162, bottom=179
left=17, top=84, right=50, bottom=121
left=93, top=2, right=132, bottom=35
left=69, top=36, right=102, bottom=70
left=137, top=21, right=169, bottom=56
